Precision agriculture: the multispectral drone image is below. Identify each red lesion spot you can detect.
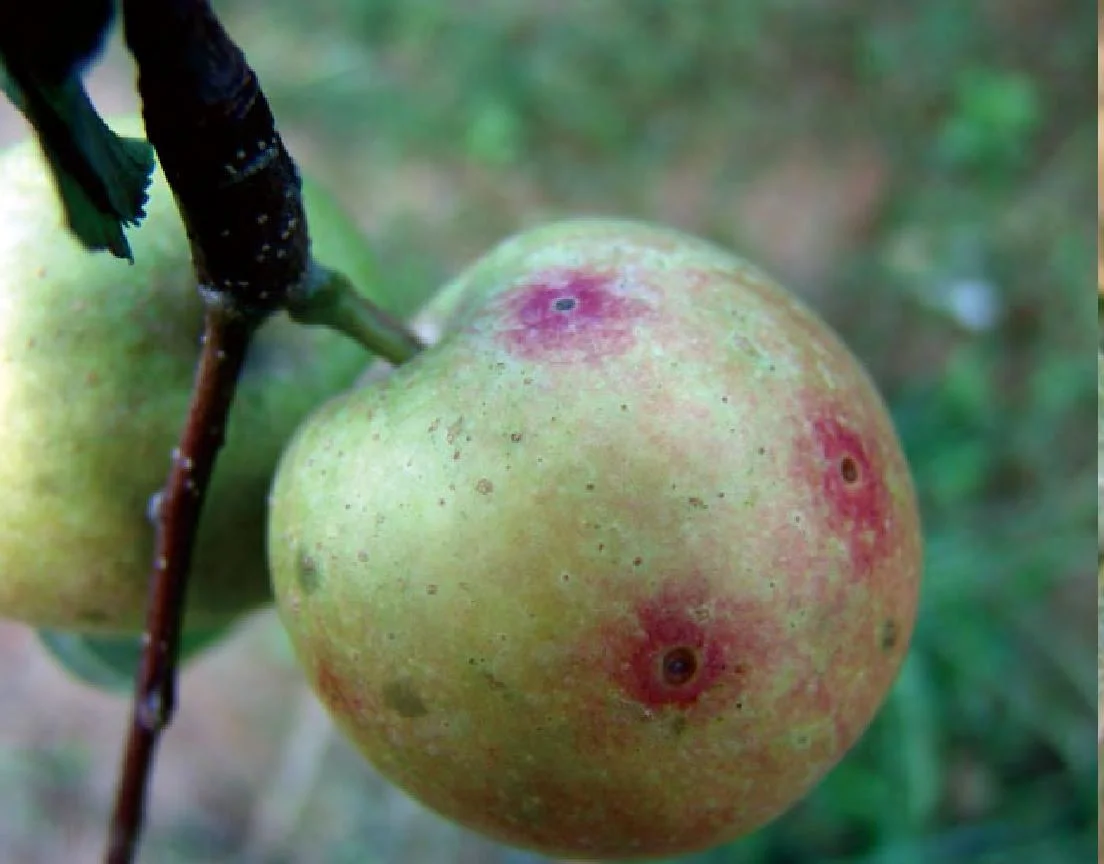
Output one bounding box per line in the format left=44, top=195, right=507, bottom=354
left=313, top=653, right=363, bottom=717
left=495, top=267, right=652, bottom=362
left=809, top=412, right=892, bottom=576
left=600, top=574, right=781, bottom=713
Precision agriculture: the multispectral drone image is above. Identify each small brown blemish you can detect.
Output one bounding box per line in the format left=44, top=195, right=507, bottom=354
left=880, top=619, right=899, bottom=651
left=382, top=679, right=428, bottom=718
left=476, top=478, right=494, bottom=494
left=632, top=556, right=644, bottom=567
left=426, top=584, right=439, bottom=595
left=79, top=607, right=111, bottom=624
left=510, top=432, right=523, bottom=443
left=839, top=456, right=860, bottom=484
left=482, top=671, right=508, bottom=691
left=446, top=416, right=465, bottom=445
left=585, top=482, right=595, bottom=491
left=688, top=496, right=707, bottom=509
left=296, top=551, right=321, bottom=594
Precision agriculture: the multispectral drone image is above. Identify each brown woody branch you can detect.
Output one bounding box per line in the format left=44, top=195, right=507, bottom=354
left=106, top=307, right=257, bottom=864
left=107, top=1, right=311, bottom=861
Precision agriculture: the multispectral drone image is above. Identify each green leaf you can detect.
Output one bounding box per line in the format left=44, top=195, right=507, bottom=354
left=36, top=627, right=227, bottom=693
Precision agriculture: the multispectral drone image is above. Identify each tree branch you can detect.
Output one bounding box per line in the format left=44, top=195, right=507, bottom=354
left=106, top=2, right=307, bottom=861
left=121, top=0, right=308, bottom=316
left=106, top=306, right=258, bottom=864
left=109, top=1, right=424, bottom=856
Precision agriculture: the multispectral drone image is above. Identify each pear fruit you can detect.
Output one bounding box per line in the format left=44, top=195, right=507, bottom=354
left=268, top=220, right=923, bottom=859
left=0, top=117, right=413, bottom=635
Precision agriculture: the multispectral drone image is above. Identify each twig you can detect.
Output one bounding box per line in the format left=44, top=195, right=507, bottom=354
left=106, top=305, right=259, bottom=864
left=121, top=0, right=310, bottom=318
left=108, top=1, right=423, bottom=858
left=108, top=1, right=309, bottom=861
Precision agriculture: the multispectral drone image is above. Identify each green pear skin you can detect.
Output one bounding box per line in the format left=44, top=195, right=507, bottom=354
left=0, top=119, right=395, bottom=634
left=268, top=220, right=923, bottom=859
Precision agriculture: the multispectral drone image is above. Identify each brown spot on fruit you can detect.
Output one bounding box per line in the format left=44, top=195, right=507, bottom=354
left=482, top=670, right=508, bottom=691
left=880, top=618, right=899, bottom=651
left=383, top=679, right=429, bottom=718
left=296, top=550, right=321, bottom=594
left=475, top=478, right=494, bottom=494
left=495, top=267, right=652, bottom=362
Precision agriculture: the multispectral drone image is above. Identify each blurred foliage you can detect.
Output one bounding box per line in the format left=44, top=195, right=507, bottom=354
left=230, top=0, right=1101, bottom=861
left=8, top=0, right=1097, bottom=862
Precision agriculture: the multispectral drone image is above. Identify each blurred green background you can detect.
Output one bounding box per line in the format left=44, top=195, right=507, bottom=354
left=0, top=1, right=1096, bottom=863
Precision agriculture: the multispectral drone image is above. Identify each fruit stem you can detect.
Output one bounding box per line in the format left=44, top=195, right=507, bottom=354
left=288, top=262, right=426, bottom=365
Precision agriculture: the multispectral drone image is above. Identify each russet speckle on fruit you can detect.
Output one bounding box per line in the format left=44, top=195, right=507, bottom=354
left=268, top=219, right=923, bottom=859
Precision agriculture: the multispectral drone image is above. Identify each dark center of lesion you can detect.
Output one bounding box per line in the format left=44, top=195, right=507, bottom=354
left=839, top=456, right=860, bottom=484
left=661, top=646, right=699, bottom=686
left=552, top=296, right=578, bottom=312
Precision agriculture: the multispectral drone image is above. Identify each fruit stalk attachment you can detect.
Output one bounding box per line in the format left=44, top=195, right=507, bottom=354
left=288, top=264, right=425, bottom=366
